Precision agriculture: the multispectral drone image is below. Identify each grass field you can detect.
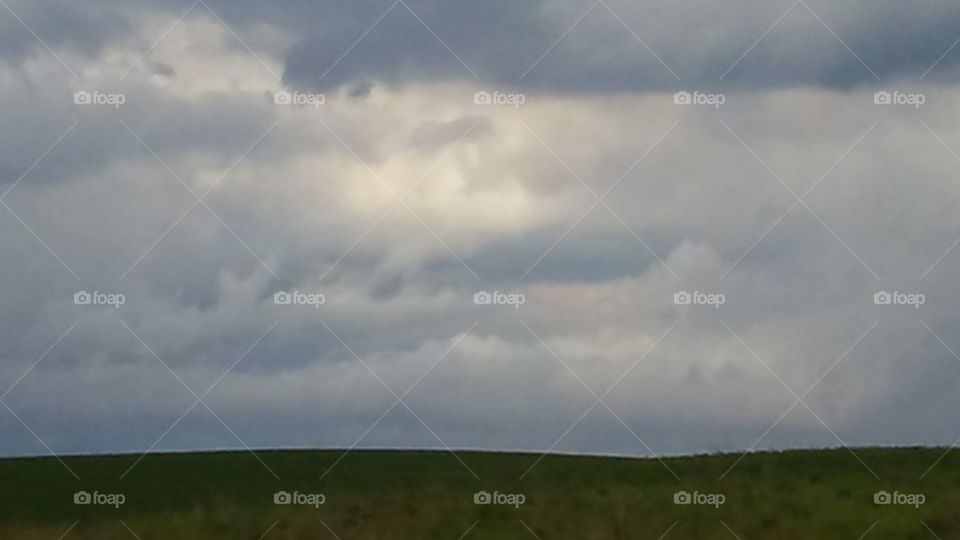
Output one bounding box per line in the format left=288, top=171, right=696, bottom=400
left=0, top=447, right=957, bottom=539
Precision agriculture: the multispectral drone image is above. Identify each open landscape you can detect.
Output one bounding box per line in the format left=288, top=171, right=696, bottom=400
left=1, top=448, right=957, bottom=539
left=5, top=0, right=960, bottom=536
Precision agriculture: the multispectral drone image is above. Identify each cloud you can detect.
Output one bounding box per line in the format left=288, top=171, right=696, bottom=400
left=6, top=1, right=960, bottom=96
left=275, top=0, right=960, bottom=92
left=2, top=1, right=960, bottom=462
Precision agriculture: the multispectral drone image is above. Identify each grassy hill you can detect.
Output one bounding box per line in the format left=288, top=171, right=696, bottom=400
left=0, top=447, right=957, bottom=539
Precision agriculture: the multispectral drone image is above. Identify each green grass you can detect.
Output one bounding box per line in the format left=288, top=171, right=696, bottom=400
left=0, top=447, right=958, bottom=539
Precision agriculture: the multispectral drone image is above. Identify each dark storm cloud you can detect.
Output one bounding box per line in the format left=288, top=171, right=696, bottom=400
left=6, top=0, right=960, bottom=95
left=261, top=0, right=960, bottom=92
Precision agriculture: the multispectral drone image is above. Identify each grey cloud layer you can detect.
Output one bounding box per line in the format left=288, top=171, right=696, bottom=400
left=6, top=0, right=960, bottom=94
left=1, top=1, right=960, bottom=463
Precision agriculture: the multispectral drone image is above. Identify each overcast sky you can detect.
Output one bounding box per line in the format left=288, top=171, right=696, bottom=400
left=2, top=0, right=960, bottom=477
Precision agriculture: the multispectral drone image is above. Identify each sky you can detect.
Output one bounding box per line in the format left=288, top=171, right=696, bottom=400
left=2, top=0, right=960, bottom=475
